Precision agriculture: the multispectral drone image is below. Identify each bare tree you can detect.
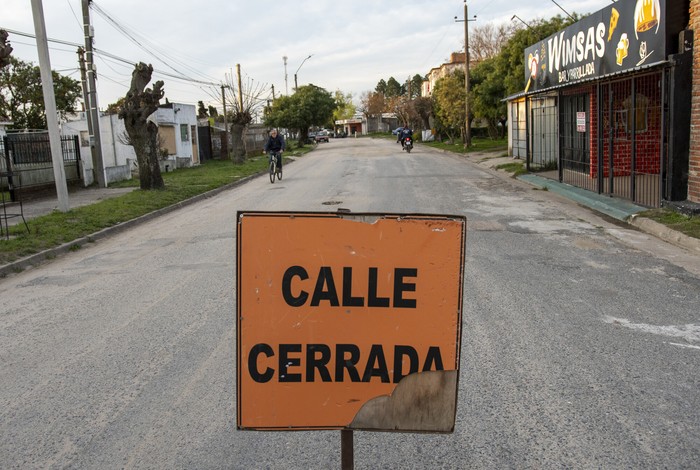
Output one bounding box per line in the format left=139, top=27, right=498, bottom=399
left=0, top=30, right=12, bottom=68
left=219, top=72, right=269, bottom=164
left=359, top=91, right=386, bottom=131
left=469, top=23, right=516, bottom=62
left=118, top=62, right=165, bottom=190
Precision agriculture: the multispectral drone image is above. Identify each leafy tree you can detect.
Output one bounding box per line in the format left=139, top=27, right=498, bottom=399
left=412, top=96, right=432, bottom=129
left=105, top=97, right=126, bottom=115
left=265, top=84, right=336, bottom=147
left=432, top=70, right=466, bottom=144
left=0, top=56, right=81, bottom=130
left=385, top=77, right=402, bottom=98
left=197, top=101, right=208, bottom=119
left=333, top=90, right=356, bottom=122
left=375, top=79, right=387, bottom=95
left=409, top=74, right=424, bottom=99
left=208, top=105, right=218, bottom=117
left=496, top=15, right=577, bottom=96
left=471, top=57, right=506, bottom=138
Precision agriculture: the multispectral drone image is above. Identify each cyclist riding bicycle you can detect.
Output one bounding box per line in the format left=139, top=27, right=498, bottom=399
left=264, top=128, right=286, bottom=170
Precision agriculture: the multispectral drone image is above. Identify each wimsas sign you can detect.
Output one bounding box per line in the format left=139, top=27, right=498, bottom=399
left=524, top=0, right=665, bottom=93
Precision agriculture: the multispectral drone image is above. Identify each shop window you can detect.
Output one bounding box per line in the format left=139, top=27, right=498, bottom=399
left=615, top=94, right=649, bottom=133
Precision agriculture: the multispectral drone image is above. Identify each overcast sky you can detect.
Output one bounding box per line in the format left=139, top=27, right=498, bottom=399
left=3, top=0, right=614, bottom=113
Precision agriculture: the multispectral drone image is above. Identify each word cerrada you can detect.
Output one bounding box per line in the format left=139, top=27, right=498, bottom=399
left=281, top=266, right=418, bottom=308
left=248, top=343, right=445, bottom=384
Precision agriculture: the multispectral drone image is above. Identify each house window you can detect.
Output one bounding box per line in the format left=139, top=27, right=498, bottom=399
left=180, top=124, right=189, bottom=142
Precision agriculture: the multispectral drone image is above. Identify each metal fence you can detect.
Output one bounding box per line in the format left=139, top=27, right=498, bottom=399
left=1, top=133, right=82, bottom=193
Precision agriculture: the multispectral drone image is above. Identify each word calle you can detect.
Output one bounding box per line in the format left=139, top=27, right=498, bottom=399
left=282, top=265, right=418, bottom=308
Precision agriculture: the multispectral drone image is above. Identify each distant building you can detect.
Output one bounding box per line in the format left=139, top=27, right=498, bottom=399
left=422, top=53, right=474, bottom=98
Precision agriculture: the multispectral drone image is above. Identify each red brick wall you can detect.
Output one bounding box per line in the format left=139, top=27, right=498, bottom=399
left=565, top=75, right=662, bottom=180
left=690, top=0, right=700, bottom=202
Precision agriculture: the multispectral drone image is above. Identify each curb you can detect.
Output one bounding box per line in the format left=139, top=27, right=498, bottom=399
left=0, top=171, right=264, bottom=278
left=628, top=215, right=700, bottom=254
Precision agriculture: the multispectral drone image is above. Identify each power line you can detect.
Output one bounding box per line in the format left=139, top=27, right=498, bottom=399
left=90, top=1, right=221, bottom=85
left=65, top=0, right=83, bottom=32
left=0, top=27, right=222, bottom=87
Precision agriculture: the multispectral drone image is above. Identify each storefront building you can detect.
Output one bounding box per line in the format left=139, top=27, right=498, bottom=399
left=510, top=0, right=692, bottom=208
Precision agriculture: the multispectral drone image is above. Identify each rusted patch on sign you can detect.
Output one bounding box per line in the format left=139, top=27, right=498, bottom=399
left=349, top=370, right=457, bottom=432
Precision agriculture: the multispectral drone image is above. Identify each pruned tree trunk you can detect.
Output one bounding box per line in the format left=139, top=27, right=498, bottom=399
left=0, top=30, right=13, bottom=68
left=118, top=62, right=165, bottom=190
left=231, top=123, right=246, bottom=164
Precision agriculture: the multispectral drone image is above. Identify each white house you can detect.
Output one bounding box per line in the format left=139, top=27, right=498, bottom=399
left=152, top=102, right=199, bottom=166
left=61, top=102, right=199, bottom=186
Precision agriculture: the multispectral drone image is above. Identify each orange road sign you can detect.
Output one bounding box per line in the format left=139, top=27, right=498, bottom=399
left=236, top=212, right=466, bottom=431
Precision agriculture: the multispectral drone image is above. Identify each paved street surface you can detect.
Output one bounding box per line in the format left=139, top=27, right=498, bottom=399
left=1, top=138, right=698, bottom=468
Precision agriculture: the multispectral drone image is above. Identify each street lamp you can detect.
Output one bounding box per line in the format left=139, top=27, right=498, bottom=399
left=454, top=1, right=476, bottom=147
left=511, top=14, right=533, bottom=30
left=294, top=54, right=313, bottom=92
left=551, top=0, right=575, bottom=21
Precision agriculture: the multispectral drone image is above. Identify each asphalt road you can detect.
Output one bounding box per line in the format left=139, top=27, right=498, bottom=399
left=1, top=138, right=698, bottom=468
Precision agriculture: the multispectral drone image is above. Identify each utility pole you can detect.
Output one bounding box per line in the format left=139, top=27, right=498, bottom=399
left=271, top=84, right=276, bottom=100
left=464, top=0, right=470, bottom=147
left=236, top=63, right=243, bottom=110
left=30, top=0, right=69, bottom=211
left=455, top=1, right=476, bottom=147
left=81, top=0, right=107, bottom=187
left=283, top=56, right=288, bottom=95
left=77, top=46, right=97, bottom=180
left=221, top=84, right=229, bottom=159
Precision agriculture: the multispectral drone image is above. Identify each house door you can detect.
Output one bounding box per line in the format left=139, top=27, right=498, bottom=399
left=529, top=97, right=558, bottom=171
left=191, top=125, right=199, bottom=164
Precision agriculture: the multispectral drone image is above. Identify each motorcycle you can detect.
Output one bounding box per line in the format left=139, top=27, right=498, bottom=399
left=402, top=136, right=413, bottom=153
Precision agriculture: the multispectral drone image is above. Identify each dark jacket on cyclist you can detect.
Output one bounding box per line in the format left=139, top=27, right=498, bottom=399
left=264, top=131, right=286, bottom=168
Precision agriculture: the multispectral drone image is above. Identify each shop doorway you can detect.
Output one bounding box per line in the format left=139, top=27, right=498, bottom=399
left=528, top=97, right=558, bottom=172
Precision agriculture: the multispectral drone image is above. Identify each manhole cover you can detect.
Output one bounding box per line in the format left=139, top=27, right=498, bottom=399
left=322, top=200, right=343, bottom=205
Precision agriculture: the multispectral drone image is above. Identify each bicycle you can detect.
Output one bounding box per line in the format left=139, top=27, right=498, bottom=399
left=268, top=151, right=283, bottom=183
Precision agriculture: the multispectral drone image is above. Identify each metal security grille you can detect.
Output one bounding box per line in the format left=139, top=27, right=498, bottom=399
left=510, top=101, right=527, bottom=159
left=560, top=93, right=593, bottom=190
left=599, top=72, right=663, bottom=207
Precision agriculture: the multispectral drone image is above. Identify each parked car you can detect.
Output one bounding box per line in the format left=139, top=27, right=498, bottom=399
left=315, top=131, right=330, bottom=143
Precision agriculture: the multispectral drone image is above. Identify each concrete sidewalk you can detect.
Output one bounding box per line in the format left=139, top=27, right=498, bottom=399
left=467, top=152, right=700, bottom=255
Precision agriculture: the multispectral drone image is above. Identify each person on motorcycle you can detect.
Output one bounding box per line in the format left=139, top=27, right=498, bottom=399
left=396, top=126, right=404, bottom=144
left=399, top=126, right=413, bottom=148
left=264, top=128, right=286, bottom=170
